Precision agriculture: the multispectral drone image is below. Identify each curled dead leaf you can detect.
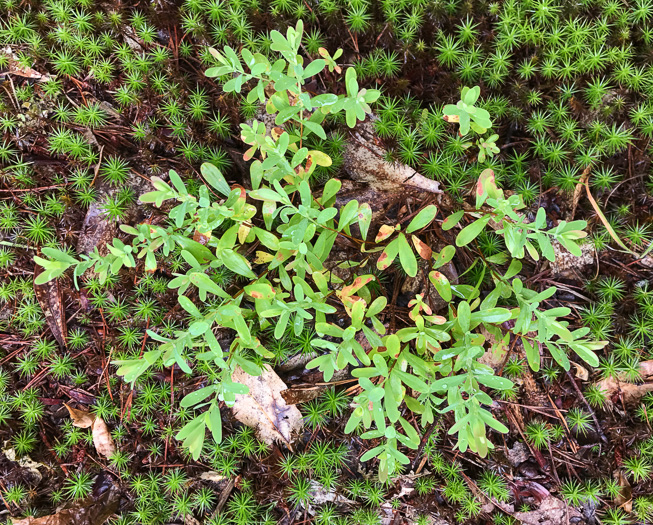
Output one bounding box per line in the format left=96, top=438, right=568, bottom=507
left=64, top=403, right=94, bottom=428
left=614, top=469, right=632, bottom=511
left=2, top=46, right=50, bottom=80
left=572, top=362, right=589, bottom=381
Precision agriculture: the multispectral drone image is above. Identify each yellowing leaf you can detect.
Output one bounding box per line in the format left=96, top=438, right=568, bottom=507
left=375, top=224, right=395, bottom=243
left=238, top=224, right=251, bottom=244
left=412, top=235, right=432, bottom=260
left=308, top=150, right=332, bottom=167
left=255, top=251, right=274, bottom=264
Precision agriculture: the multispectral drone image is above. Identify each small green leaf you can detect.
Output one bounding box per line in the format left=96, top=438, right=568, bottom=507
left=320, top=179, right=341, bottom=206
left=522, top=337, right=540, bottom=372
left=201, top=163, right=231, bottom=196
left=455, top=215, right=491, bottom=247
left=358, top=203, right=372, bottom=241
left=457, top=301, right=471, bottom=332
left=442, top=210, right=464, bottom=231
left=397, top=234, right=417, bottom=278
left=476, top=374, right=513, bottom=390
left=221, top=249, right=256, bottom=279
left=406, top=205, right=438, bottom=233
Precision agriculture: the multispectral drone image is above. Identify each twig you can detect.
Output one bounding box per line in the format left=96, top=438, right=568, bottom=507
left=410, top=421, right=437, bottom=471
left=0, top=183, right=71, bottom=193
left=90, top=145, right=104, bottom=187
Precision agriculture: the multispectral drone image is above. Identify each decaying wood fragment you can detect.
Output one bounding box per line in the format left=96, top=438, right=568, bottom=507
left=595, top=360, right=653, bottom=407
left=231, top=365, right=303, bottom=448
left=344, top=121, right=442, bottom=194
left=33, top=267, right=67, bottom=348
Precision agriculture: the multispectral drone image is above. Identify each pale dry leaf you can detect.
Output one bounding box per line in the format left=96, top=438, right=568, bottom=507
left=309, top=480, right=356, bottom=506
left=199, top=471, right=227, bottom=483
left=572, top=362, right=589, bottom=381
left=231, top=365, right=303, bottom=448
left=63, top=404, right=115, bottom=457
left=2, top=444, right=47, bottom=481
left=91, top=417, right=116, bottom=458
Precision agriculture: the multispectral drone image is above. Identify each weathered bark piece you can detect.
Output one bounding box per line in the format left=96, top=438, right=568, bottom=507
left=549, top=240, right=595, bottom=276
left=596, top=360, right=653, bottom=407
left=231, top=365, right=303, bottom=448
left=344, top=122, right=442, bottom=194
left=511, top=496, right=581, bottom=525
left=33, top=267, right=67, bottom=347
left=77, top=199, right=118, bottom=257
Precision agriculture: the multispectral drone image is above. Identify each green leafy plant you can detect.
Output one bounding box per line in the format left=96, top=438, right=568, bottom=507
left=443, top=86, right=492, bottom=135
left=33, top=21, right=606, bottom=484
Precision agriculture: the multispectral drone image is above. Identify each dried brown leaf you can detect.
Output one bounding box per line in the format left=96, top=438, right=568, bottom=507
left=614, top=469, right=632, bottom=511
left=411, top=235, right=432, bottom=260
left=2, top=46, right=50, bottom=80
left=63, top=403, right=94, bottom=428
left=11, top=486, right=119, bottom=525
left=595, top=360, right=653, bottom=407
